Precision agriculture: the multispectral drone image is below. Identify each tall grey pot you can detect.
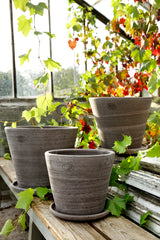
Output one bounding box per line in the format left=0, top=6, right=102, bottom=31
left=89, top=97, right=152, bottom=149
left=45, top=148, right=115, bottom=215
left=5, top=126, right=78, bottom=189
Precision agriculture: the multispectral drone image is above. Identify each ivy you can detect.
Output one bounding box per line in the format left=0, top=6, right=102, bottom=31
left=105, top=194, right=134, bottom=217
left=43, top=58, right=61, bottom=72
left=26, top=2, right=48, bottom=16
left=18, top=15, right=33, bottom=37
left=112, top=135, right=132, bottom=154
left=0, top=187, right=51, bottom=238
left=145, top=142, right=160, bottom=158
left=0, top=220, right=14, bottom=237
left=19, top=48, right=32, bottom=65
left=13, top=0, right=29, bottom=11
left=140, top=211, right=152, bottom=227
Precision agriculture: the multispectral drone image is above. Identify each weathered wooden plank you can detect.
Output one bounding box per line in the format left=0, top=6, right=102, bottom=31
left=126, top=206, right=160, bottom=237
left=0, top=158, right=16, bottom=182
left=108, top=187, right=160, bottom=237
left=91, top=215, right=159, bottom=240
left=140, top=157, right=160, bottom=174
left=31, top=198, right=107, bottom=240
left=125, top=170, right=160, bottom=197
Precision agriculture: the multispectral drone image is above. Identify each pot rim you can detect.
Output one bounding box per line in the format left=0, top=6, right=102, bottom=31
left=5, top=126, right=78, bottom=130
left=45, top=148, right=115, bottom=157
left=89, top=96, right=152, bottom=100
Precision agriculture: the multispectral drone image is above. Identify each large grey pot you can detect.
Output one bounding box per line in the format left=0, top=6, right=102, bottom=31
left=45, top=148, right=115, bottom=215
left=89, top=97, right=152, bottom=149
left=5, top=126, right=78, bottom=189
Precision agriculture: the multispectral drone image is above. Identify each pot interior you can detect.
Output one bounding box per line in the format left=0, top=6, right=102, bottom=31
left=47, top=149, right=114, bottom=156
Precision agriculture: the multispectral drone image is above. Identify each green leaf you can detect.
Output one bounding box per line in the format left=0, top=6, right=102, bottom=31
left=34, top=73, right=50, bottom=86
left=61, top=106, right=67, bottom=114
left=18, top=214, right=26, bottom=231
left=3, top=153, right=12, bottom=160
left=132, top=6, right=139, bottom=19
left=19, top=48, right=32, bottom=65
left=11, top=122, right=17, bottom=128
left=148, top=72, right=160, bottom=94
left=18, top=15, right=33, bottom=37
left=43, top=58, right=61, bottom=72
left=16, top=188, right=34, bottom=211
left=113, top=135, right=132, bottom=154
left=146, top=142, right=160, bottom=158
left=26, top=2, right=48, bottom=16
left=0, top=219, right=14, bottom=237
left=141, top=59, right=157, bottom=73
left=35, top=187, right=50, bottom=199
left=22, top=110, right=32, bottom=122
left=34, top=31, right=42, bottom=35
left=123, top=193, right=134, bottom=204
left=131, top=47, right=141, bottom=62
left=44, top=32, right=56, bottom=39
left=105, top=195, right=126, bottom=217
left=153, top=0, right=160, bottom=10
left=4, top=121, right=8, bottom=126
left=13, top=0, right=29, bottom=11
left=140, top=211, right=152, bottom=227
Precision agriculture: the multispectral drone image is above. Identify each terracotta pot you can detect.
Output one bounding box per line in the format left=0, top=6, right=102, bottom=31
left=5, top=126, right=78, bottom=189
left=89, top=97, right=152, bottom=149
left=45, top=148, right=115, bottom=215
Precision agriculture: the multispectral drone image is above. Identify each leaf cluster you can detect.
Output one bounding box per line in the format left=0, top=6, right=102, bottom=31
left=0, top=187, right=51, bottom=238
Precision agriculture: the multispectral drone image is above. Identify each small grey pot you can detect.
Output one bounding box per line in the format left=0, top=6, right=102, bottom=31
left=45, top=148, right=115, bottom=215
left=5, top=126, right=78, bottom=189
left=89, top=97, right=152, bottom=149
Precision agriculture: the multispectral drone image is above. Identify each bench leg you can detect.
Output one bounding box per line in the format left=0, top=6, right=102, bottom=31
left=28, top=219, right=45, bottom=240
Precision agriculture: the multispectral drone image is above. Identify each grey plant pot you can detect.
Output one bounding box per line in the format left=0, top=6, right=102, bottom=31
left=45, top=148, right=115, bottom=215
left=5, top=126, right=78, bottom=189
left=89, top=97, right=152, bottom=149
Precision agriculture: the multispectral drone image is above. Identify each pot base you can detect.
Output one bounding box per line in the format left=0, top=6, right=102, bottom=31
left=11, top=181, right=50, bottom=196
left=11, top=180, right=29, bottom=193
left=50, top=203, right=110, bottom=221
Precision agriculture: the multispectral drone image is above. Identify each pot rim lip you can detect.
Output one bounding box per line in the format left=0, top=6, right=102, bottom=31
left=5, top=126, right=78, bottom=130
left=45, top=148, right=115, bottom=157
left=89, top=96, right=152, bottom=100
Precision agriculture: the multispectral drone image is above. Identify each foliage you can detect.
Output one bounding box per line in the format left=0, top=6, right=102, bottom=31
left=140, top=211, right=152, bottom=227
left=3, top=153, right=12, bottom=160
left=0, top=187, right=51, bottom=238
left=113, top=135, right=132, bottom=154
left=145, top=141, right=160, bottom=157
left=105, top=194, right=134, bottom=217
left=67, top=0, right=160, bottom=97
left=145, top=110, right=160, bottom=146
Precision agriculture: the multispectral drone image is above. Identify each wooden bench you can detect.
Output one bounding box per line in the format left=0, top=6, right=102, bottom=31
left=0, top=158, right=159, bottom=240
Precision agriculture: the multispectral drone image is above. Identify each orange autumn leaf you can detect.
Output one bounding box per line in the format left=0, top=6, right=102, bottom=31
left=68, top=39, right=77, bottom=50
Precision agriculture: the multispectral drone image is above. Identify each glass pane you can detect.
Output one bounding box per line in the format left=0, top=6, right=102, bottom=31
left=13, top=0, right=50, bottom=98
left=0, top=1, right=13, bottom=98
left=81, top=0, right=113, bottom=20
left=50, top=0, right=83, bottom=98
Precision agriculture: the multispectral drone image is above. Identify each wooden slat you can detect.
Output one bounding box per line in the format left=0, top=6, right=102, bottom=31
left=108, top=186, right=160, bottom=237
left=91, top=216, right=159, bottom=240
left=31, top=198, right=107, bottom=240
left=140, top=157, right=160, bottom=174
left=0, top=158, right=159, bottom=240
left=0, top=158, right=107, bottom=240
left=0, top=158, right=16, bottom=182
left=125, top=170, right=160, bottom=197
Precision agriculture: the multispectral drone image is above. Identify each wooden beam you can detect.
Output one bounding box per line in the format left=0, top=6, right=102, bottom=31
left=73, top=0, right=133, bottom=41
